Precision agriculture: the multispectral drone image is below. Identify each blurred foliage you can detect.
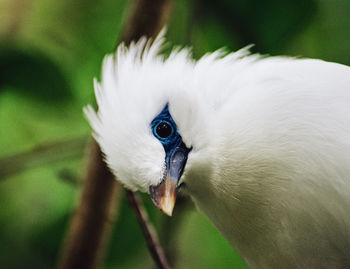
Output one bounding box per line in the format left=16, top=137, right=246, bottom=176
left=0, top=0, right=349, bottom=268
left=0, top=48, right=72, bottom=102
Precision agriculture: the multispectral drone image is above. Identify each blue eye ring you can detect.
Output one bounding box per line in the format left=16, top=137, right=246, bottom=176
left=152, top=120, right=174, bottom=141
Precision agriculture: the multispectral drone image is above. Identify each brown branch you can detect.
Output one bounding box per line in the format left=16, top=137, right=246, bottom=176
left=118, top=0, right=173, bottom=46
left=0, top=136, right=87, bottom=180
left=57, top=0, right=174, bottom=268
left=126, top=190, right=171, bottom=269
left=57, top=140, right=122, bottom=269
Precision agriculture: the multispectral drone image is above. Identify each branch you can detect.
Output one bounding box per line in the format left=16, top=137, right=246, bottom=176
left=126, top=190, right=171, bottom=269
left=57, top=0, right=174, bottom=268
left=119, top=0, right=175, bottom=267
left=0, top=136, right=86, bottom=180
left=57, top=140, right=122, bottom=269
left=118, top=0, right=173, bottom=46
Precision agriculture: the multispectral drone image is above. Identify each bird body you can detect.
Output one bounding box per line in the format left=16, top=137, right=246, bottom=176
left=85, top=34, right=350, bottom=268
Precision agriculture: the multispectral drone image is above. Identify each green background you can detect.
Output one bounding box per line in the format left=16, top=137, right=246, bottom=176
left=0, top=0, right=349, bottom=268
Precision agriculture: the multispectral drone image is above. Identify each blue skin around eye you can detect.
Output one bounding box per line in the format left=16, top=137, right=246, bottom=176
left=151, top=104, right=192, bottom=185
left=151, top=104, right=182, bottom=157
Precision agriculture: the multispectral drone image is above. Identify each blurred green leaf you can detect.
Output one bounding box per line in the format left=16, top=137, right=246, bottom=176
left=190, top=0, right=317, bottom=55
left=0, top=47, right=71, bottom=102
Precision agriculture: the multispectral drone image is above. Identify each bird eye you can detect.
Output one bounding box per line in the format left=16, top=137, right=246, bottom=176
left=155, top=121, right=173, bottom=139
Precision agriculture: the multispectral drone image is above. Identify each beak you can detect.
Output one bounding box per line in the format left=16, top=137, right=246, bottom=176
left=149, top=174, right=177, bottom=216
left=150, top=143, right=190, bottom=216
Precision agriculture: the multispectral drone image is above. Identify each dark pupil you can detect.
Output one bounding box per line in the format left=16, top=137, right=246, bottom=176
left=156, top=122, right=172, bottom=138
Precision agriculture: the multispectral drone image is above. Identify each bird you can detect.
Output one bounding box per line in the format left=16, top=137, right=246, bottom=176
left=84, top=31, right=350, bottom=269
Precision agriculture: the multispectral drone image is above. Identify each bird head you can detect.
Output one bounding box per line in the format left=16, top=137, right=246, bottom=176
left=84, top=33, right=212, bottom=216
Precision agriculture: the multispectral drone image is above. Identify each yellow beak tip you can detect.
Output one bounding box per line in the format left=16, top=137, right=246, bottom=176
left=162, top=207, right=174, bottom=217
left=159, top=195, right=176, bottom=216
left=150, top=175, right=177, bottom=216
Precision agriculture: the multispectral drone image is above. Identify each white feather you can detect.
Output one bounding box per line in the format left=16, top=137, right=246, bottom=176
left=85, top=31, right=350, bottom=268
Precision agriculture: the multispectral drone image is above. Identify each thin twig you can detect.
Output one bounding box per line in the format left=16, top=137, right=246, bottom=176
left=0, top=136, right=87, bottom=180
left=126, top=190, right=171, bottom=269
left=119, top=0, right=174, bottom=268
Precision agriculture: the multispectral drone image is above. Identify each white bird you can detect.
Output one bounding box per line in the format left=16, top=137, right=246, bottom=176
left=85, top=32, right=350, bottom=268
